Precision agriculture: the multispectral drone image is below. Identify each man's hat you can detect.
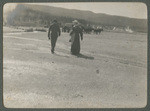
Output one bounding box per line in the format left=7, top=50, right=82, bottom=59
left=53, top=19, right=57, bottom=23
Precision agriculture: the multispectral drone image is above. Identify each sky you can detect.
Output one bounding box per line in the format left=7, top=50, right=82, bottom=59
left=4, top=2, right=147, bottom=19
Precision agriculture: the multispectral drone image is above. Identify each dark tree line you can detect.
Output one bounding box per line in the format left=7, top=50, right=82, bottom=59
left=10, top=8, right=93, bottom=27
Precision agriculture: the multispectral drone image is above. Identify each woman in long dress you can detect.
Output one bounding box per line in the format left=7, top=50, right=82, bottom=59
left=70, top=20, right=83, bottom=55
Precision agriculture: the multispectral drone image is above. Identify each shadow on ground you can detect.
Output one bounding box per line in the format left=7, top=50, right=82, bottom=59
left=76, top=53, right=94, bottom=60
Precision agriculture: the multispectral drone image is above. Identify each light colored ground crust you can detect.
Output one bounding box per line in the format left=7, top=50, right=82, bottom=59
left=3, top=27, right=147, bottom=108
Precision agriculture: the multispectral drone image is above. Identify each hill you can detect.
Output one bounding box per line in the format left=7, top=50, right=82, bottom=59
left=6, top=4, right=147, bottom=32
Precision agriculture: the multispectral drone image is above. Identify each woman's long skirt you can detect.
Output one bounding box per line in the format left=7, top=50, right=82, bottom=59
left=71, top=34, right=80, bottom=55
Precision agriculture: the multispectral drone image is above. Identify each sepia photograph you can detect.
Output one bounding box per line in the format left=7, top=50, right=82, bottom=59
left=3, top=2, right=147, bottom=108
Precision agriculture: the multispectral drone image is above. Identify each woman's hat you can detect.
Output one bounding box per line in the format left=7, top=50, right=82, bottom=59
left=72, top=20, right=79, bottom=23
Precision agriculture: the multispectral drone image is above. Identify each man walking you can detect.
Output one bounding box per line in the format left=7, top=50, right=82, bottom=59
left=48, top=20, right=61, bottom=53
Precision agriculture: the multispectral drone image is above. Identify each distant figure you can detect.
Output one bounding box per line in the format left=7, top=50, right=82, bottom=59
left=48, top=20, right=61, bottom=53
left=94, top=28, right=103, bottom=34
left=70, top=20, right=83, bottom=55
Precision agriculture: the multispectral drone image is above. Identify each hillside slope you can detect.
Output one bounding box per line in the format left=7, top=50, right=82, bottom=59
left=6, top=4, right=147, bottom=32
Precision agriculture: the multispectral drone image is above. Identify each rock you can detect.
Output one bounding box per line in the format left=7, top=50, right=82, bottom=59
left=96, top=69, right=99, bottom=74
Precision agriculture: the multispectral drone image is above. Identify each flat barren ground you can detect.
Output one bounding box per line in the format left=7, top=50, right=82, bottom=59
left=3, top=26, right=147, bottom=108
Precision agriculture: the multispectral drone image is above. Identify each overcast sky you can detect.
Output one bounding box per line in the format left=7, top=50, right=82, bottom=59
left=4, top=2, right=147, bottom=19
